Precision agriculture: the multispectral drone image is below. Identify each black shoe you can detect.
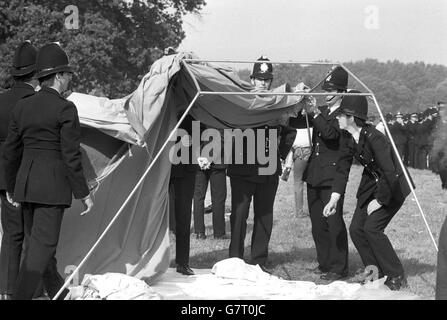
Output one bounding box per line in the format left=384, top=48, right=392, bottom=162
left=384, top=275, right=407, bottom=291
left=195, top=232, right=206, bottom=239
left=307, top=266, right=329, bottom=275
left=214, top=234, right=229, bottom=239
left=204, top=204, right=212, bottom=214
left=320, top=272, right=347, bottom=281
left=176, top=264, right=195, bottom=276
left=259, top=265, right=272, bottom=275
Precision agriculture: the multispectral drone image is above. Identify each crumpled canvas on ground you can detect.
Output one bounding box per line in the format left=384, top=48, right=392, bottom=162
left=150, top=258, right=420, bottom=300
left=68, top=272, right=162, bottom=300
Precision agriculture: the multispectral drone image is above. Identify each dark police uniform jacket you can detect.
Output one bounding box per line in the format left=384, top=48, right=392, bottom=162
left=332, top=125, right=413, bottom=208
left=2, top=86, right=89, bottom=207
left=227, top=124, right=295, bottom=184
left=389, top=122, right=407, bottom=146
left=0, top=82, right=35, bottom=191
left=303, top=105, right=351, bottom=188
left=170, top=114, right=199, bottom=178
left=405, top=121, right=418, bottom=144
left=415, top=118, right=435, bottom=147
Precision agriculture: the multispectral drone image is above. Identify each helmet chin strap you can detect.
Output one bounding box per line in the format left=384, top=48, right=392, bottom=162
left=326, top=94, right=339, bottom=105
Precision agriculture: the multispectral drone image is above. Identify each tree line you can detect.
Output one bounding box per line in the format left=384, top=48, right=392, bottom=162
left=240, top=59, right=447, bottom=115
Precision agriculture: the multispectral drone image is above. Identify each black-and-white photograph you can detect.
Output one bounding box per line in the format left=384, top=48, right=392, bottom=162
left=0, top=0, right=446, bottom=306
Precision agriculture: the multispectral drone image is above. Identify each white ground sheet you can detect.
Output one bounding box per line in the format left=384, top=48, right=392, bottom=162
left=68, top=258, right=419, bottom=300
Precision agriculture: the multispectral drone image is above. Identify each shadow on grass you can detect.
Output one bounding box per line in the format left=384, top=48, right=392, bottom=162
left=189, top=247, right=230, bottom=269
left=400, top=253, right=436, bottom=277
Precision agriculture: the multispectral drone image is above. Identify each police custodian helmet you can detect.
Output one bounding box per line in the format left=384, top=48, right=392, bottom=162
left=322, top=66, right=348, bottom=91
left=336, top=90, right=368, bottom=120
left=250, top=56, right=273, bottom=80
left=35, top=42, right=74, bottom=79
left=11, top=41, right=37, bottom=76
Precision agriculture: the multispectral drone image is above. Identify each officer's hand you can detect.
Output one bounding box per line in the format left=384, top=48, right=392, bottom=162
left=323, top=200, right=337, bottom=217
left=367, top=199, right=382, bottom=216
left=301, top=94, right=319, bottom=115
left=136, top=137, right=147, bottom=148
left=6, top=192, right=20, bottom=208
left=80, top=194, right=94, bottom=216
left=197, top=157, right=211, bottom=170
left=323, top=192, right=341, bottom=217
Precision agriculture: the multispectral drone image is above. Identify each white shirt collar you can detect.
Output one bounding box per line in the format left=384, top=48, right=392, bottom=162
left=329, top=105, right=340, bottom=115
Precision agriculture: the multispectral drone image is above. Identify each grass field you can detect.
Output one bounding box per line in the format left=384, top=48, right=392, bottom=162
left=170, top=165, right=446, bottom=300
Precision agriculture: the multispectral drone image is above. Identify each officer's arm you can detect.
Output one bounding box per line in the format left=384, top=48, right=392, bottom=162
left=370, top=134, right=399, bottom=206
left=3, top=105, right=23, bottom=193
left=312, top=114, right=340, bottom=140
left=59, top=102, right=90, bottom=199
left=331, top=132, right=354, bottom=195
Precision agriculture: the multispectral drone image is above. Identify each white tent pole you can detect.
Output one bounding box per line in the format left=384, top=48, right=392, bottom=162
left=339, top=63, right=373, bottom=94
left=52, top=91, right=202, bottom=300
left=181, top=60, right=202, bottom=93
left=196, top=92, right=371, bottom=96
left=184, top=59, right=340, bottom=66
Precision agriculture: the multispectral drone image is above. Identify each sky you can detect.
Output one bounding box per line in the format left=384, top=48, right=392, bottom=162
left=179, top=0, right=447, bottom=67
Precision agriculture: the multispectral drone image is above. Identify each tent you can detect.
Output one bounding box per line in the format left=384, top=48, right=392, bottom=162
left=56, top=52, right=307, bottom=285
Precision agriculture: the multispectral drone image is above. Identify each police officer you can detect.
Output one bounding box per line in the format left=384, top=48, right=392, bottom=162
left=391, top=112, right=407, bottom=161
left=406, top=112, right=419, bottom=168
left=437, top=213, right=447, bottom=299
left=169, top=113, right=199, bottom=276
left=324, top=92, right=411, bottom=291
left=193, top=125, right=228, bottom=240
left=430, top=106, right=447, bottom=189
left=227, top=56, right=295, bottom=272
left=302, top=66, right=349, bottom=281
left=2, top=42, right=93, bottom=300
left=0, top=41, right=39, bottom=300
left=415, top=110, right=435, bottom=170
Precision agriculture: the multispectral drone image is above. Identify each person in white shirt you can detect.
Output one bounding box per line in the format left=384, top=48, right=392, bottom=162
left=282, top=115, right=313, bottom=217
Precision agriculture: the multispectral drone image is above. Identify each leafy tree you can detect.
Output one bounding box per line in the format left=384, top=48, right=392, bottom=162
left=0, top=0, right=206, bottom=97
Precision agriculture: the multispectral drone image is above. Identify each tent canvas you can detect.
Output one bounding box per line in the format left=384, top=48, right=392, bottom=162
left=56, top=52, right=307, bottom=285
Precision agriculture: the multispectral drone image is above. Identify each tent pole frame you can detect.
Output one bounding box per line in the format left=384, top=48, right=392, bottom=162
left=55, top=58, right=437, bottom=300
left=184, top=59, right=340, bottom=66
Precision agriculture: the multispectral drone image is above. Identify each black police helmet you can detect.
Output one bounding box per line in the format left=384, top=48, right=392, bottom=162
left=35, top=42, right=74, bottom=79
left=322, top=66, right=348, bottom=92
left=336, top=90, right=368, bottom=120
left=250, top=56, right=273, bottom=80
left=385, top=113, right=393, bottom=122
left=11, top=41, right=37, bottom=76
